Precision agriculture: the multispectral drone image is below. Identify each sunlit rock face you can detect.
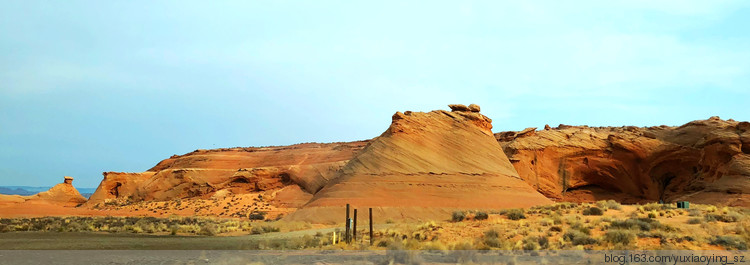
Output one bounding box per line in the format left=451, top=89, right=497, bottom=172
left=287, top=105, right=552, bottom=223
left=497, top=117, right=750, bottom=207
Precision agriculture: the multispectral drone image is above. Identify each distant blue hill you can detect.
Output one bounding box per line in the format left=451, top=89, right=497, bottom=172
left=0, top=186, right=97, bottom=199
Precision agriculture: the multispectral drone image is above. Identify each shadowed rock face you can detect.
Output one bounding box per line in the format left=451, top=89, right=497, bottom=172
left=497, top=117, right=750, bottom=206
left=286, top=105, right=552, bottom=223
left=85, top=142, right=368, bottom=206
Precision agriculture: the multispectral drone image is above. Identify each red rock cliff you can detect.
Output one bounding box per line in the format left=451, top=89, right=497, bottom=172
left=86, top=142, right=368, bottom=206
left=497, top=117, right=750, bottom=206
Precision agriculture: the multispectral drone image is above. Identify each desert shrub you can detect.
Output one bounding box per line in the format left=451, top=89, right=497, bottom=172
left=563, top=215, right=581, bottom=225
left=273, top=214, right=285, bottom=221
left=452, top=211, right=466, bottom=222
left=707, top=212, right=744, bottom=223
left=140, top=222, right=157, bottom=233
left=539, top=218, right=554, bottom=226
left=569, top=223, right=591, bottom=235
left=198, top=224, right=217, bottom=236
left=484, top=229, right=500, bottom=238
left=450, top=241, right=476, bottom=250
left=582, top=207, right=604, bottom=216
left=521, top=236, right=549, bottom=250
left=484, top=237, right=503, bottom=248
left=680, top=235, right=696, bottom=242
left=610, top=218, right=663, bottom=232
left=643, top=202, right=671, bottom=211
left=711, top=236, right=748, bottom=250
left=417, top=221, right=438, bottom=231
left=170, top=224, right=179, bottom=235
left=551, top=214, right=563, bottom=225
left=521, top=236, right=540, bottom=250
left=505, top=209, right=525, bottom=220
left=596, top=200, right=622, bottom=210
left=421, top=241, right=448, bottom=251
left=248, top=212, right=266, bottom=221
left=240, top=222, right=252, bottom=231
left=474, top=211, right=489, bottom=220
left=261, top=225, right=280, bottom=233
left=178, top=224, right=200, bottom=234
left=641, top=230, right=677, bottom=245
left=107, top=226, right=122, bottom=233
left=482, top=229, right=502, bottom=248
left=541, top=202, right=577, bottom=210
left=705, top=214, right=719, bottom=222
left=32, top=220, right=47, bottom=231
left=297, top=234, right=321, bottom=249
left=726, top=211, right=745, bottom=222
left=604, top=230, right=636, bottom=245
left=537, top=236, right=550, bottom=249
left=687, top=218, right=703, bottom=224
left=127, top=225, right=143, bottom=233
left=648, top=212, right=657, bottom=218
left=272, top=221, right=311, bottom=232
left=268, top=239, right=288, bottom=249
left=549, top=226, right=563, bottom=232
left=376, top=239, right=393, bottom=248
left=563, top=230, right=597, bottom=245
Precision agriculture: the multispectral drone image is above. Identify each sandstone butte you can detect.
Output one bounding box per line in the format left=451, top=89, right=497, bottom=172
left=285, top=105, right=553, bottom=223
left=0, top=105, right=747, bottom=221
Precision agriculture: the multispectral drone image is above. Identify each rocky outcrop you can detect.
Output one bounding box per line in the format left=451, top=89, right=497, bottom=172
left=0, top=177, right=87, bottom=207
left=497, top=117, right=750, bottom=206
left=85, top=172, right=155, bottom=206
left=85, top=142, right=368, bottom=206
left=31, top=177, right=88, bottom=207
left=81, top=103, right=748, bottom=219
left=287, top=105, right=552, bottom=223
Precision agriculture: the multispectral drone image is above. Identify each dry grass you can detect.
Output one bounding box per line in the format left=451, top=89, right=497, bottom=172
left=357, top=201, right=748, bottom=251
left=0, top=216, right=275, bottom=236
left=1, top=201, right=748, bottom=251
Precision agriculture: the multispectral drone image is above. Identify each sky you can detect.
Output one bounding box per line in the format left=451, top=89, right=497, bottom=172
left=1, top=1, right=749, bottom=188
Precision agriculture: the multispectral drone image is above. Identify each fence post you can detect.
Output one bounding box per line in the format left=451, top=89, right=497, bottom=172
left=345, top=204, right=350, bottom=244
left=353, top=209, right=358, bottom=243
left=369, top=207, right=373, bottom=246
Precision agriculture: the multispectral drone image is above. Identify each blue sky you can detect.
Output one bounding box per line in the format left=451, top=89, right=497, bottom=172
left=1, top=1, right=749, bottom=188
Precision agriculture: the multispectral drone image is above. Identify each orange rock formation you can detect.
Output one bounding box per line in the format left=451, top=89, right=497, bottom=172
left=5, top=105, right=747, bottom=220
left=497, top=117, right=750, bottom=206
left=85, top=142, right=368, bottom=208
left=0, top=176, right=87, bottom=208
left=286, top=105, right=552, bottom=223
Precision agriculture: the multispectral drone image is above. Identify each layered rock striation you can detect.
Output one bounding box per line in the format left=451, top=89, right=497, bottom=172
left=85, top=142, right=368, bottom=207
left=497, top=117, right=750, bottom=206
left=287, top=105, right=552, bottom=222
